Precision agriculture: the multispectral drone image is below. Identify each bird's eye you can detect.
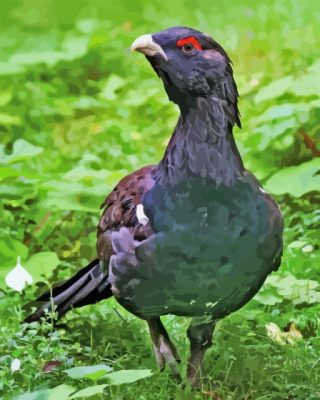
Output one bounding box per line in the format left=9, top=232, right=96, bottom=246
left=176, top=36, right=202, bottom=54
left=181, top=43, right=194, bottom=53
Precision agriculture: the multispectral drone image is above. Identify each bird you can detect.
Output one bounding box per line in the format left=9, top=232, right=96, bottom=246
left=25, top=26, right=283, bottom=387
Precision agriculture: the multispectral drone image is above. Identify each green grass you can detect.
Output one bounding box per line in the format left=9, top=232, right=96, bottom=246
left=0, top=0, right=319, bottom=399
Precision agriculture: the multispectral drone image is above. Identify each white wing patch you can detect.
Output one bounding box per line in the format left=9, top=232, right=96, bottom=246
left=136, top=204, right=149, bottom=225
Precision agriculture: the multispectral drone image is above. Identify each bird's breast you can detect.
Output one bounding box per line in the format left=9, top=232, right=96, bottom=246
left=111, top=176, right=282, bottom=319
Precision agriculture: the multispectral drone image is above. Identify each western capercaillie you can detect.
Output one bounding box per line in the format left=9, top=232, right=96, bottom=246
left=25, top=26, right=283, bottom=387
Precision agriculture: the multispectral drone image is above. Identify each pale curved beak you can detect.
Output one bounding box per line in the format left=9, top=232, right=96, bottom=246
left=131, top=34, right=168, bottom=61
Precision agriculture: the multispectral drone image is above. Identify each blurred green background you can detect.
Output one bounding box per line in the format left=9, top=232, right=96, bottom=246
left=0, top=1, right=319, bottom=399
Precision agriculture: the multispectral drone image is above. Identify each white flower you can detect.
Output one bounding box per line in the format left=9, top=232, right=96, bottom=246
left=5, top=256, right=33, bottom=292
left=249, top=78, right=259, bottom=87
left=11, top=358, right=21, bottom=372
left=302, top=244, right=313, bottom=253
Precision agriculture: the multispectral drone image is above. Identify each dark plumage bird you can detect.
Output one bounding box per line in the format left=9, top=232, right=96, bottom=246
left=25, top=26, right=283, bottom=386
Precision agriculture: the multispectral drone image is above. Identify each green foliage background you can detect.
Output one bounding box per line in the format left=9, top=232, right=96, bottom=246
left=0, top=1, right=319, bottom=399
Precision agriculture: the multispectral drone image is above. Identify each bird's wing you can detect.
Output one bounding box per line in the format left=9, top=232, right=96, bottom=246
left=96, top=165, right=157, bottom=262
left=24, top=165, right=158, bottom=321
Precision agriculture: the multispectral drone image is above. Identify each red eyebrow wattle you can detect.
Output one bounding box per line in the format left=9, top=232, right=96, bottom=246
left=176, top=36, right=202, bottom=50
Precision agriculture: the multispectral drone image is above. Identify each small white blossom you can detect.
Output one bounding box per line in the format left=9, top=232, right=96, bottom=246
left=302, top=244, right=313, bottom=253
left=249, top=78, right=259, bottom=87
left=5, top=256, right=33, bottom=292
left=11, top=358, right=21, bottom=372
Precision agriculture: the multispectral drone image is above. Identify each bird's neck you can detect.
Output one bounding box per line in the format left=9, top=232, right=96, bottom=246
left=156, top=96, right=244, bottom=186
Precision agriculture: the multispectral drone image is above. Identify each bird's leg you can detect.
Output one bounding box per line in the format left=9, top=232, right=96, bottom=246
left=186, top=316, right=216, bottom=388
left=147, top=317, right=181, bottom=379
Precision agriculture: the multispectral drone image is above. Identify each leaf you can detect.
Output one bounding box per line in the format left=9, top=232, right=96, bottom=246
left=292, top=68, right=320, bottom=96
left=42, top=194, right=98, bottom=213
left=100, top=74, right=125, bottom=100
left=13, top=385, right=76, bottom=400
left=24, top=252, right=60, bottom=282
left=13, top=390, right=48, bottom=400
left=272, top=275, right=320, bottom=305
left=8, top=37, right=88, bottom=68
left=0, top=240, right=28, bottom=264
left=254, top=100, right=320, bottom=125
left=264, top=158, right=320, bottom=197
left=123, top=85, right=162, bottom=107
left=254, top=75, right=293, bottom=103
left=63, top=166, right=109, bottom=182
left=0, top=61, right=24, bottom=76
left=0, top=113, right=21, bottom=126
left=105, top=369, right=153, bottom=385
left=64, top=364, right=112, bottom=381
left=62, top=36, right=89, bottom=60
left=10, top=51, right=65, bottom=67
left=4, top=139, right=43, bottom=164
left=257, top=274, right=320, bottom=306
left=255, top=104, right=296, bottom=123
left=254, top=117, right=297, bottom=150
left=72, top=96, right=103, bottom=110
left=0, top=181, right=38, bottom=207
left=254, top=61, right=320, bottom=103
left=69, top=384, right=108, bottom=399
left=76, top=18, right=98, bottom=34
left=292, top=74, right=320, bottom=96
left=40, top=176, right=104, bottom=212
left=0, top=90, right=12, bottom=106
left=254, top=290, right=283, bottom=306
left=308, top=59, right=320, bottom=75
left=48, top=384, right=76, bottom=400
left=0, top=166, right=34, bottom=181
left=288, top=240, right=307, bottom=249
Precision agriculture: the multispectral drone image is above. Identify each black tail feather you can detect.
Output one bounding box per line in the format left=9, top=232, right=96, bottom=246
left=24, top=259, right=113, bottom=323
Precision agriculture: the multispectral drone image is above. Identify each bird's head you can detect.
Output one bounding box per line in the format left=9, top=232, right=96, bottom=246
left=131, top=26, right=240, bottom=126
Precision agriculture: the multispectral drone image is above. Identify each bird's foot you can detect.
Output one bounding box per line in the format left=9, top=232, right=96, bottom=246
left=155, top=334, right=181, bottom=379
left=153, top=343, right=166, bottom=371
left=147, top=317, right=181, bottom=380
left=186, top=368, right=202, bottom=388
left=186, top=348, right=206, bottom=388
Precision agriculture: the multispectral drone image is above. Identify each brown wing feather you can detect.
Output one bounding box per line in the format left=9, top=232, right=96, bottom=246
left=96, top=165, right=156, bottom=262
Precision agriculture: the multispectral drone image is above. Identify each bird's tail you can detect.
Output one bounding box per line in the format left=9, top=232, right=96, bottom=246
left=24, top=259, right=113, bottom=323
